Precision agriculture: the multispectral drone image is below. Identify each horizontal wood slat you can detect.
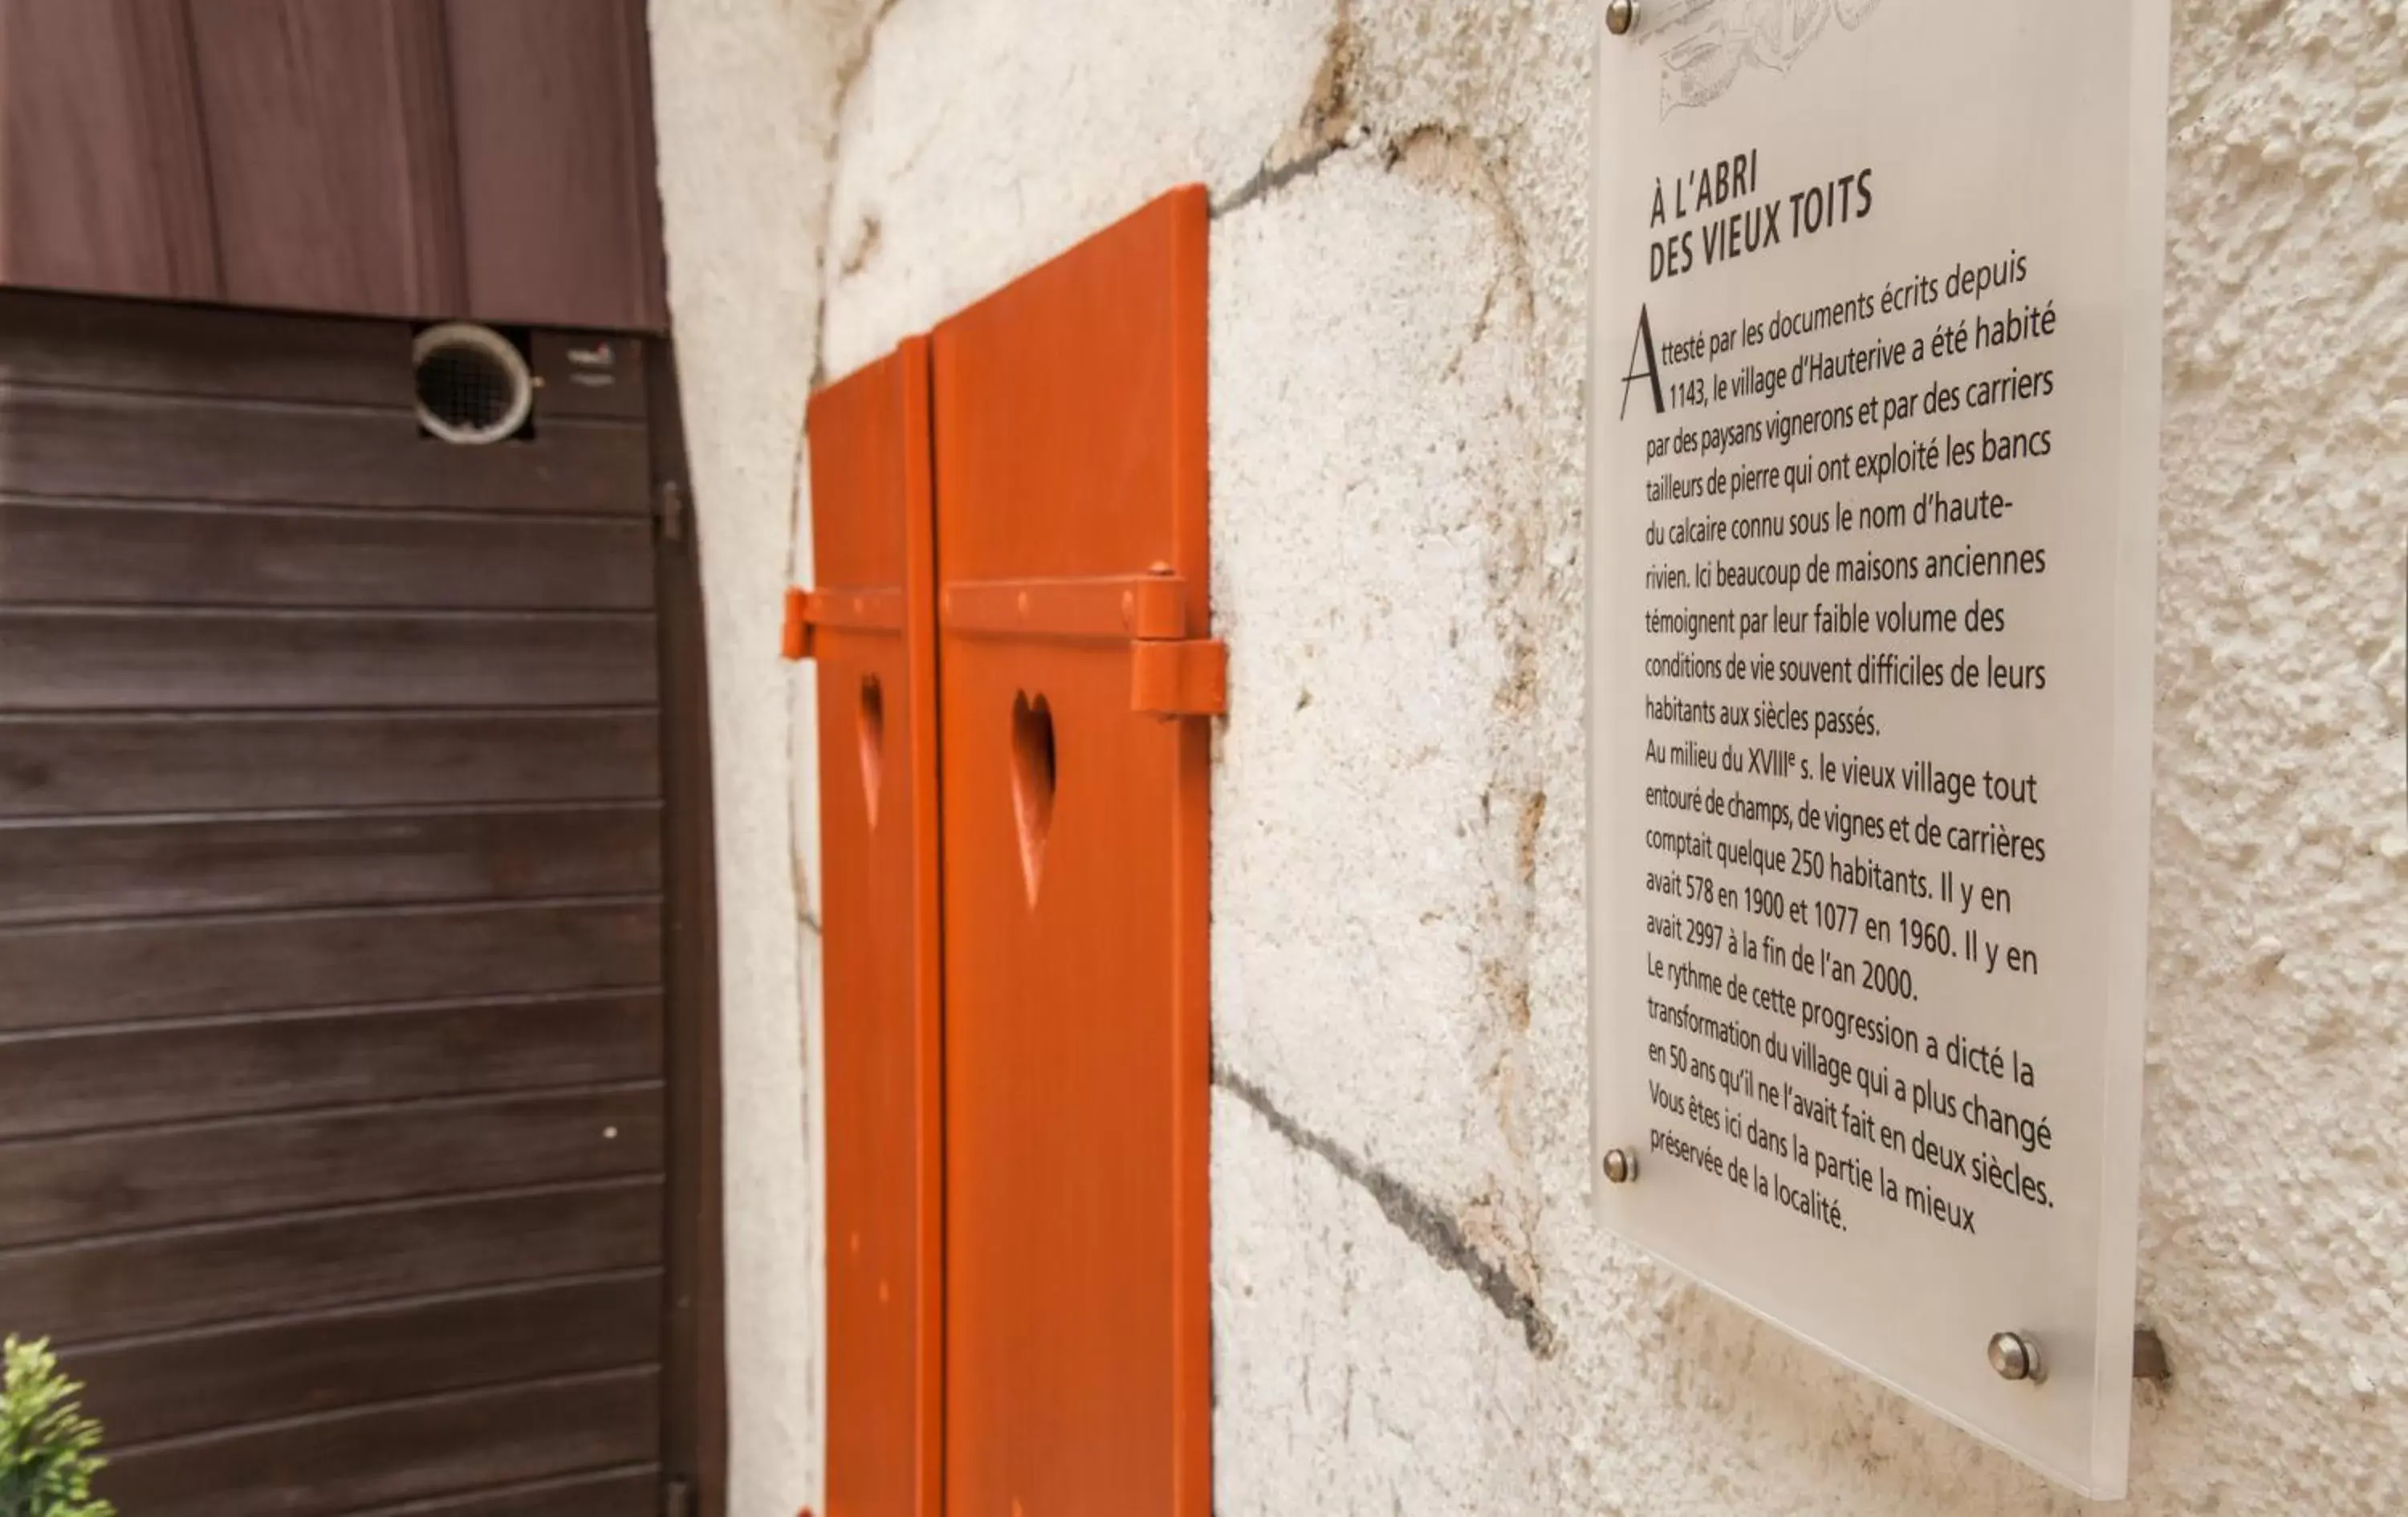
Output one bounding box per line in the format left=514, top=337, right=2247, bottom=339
left=0, top=711, right=661, bottom=817
left=0, top=499, right=657, bottom=610
left=0, top=992, right=662, bottom=1141
left=0, top=291, right=405, bottom=405
left=6, top=1179, right=663, bottom=1344
left=0, top=1086, right=663, bottom=1244
left=0, top=898, right=661, bottom=1032
left=0, top=805, right=661, bottom=925
left=101, top=1367, right=659, bottom=1517
left=315, top=1466, right=660, bottom=1517
left=0, top=610, right=659, bottom=711
left=0, top=386, right=649, bottom=513
left=75, top=1274, right=664, bottom=1446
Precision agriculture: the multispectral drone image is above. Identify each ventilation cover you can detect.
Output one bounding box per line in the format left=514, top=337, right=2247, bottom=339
left=413, top=323, right=534, bottom=445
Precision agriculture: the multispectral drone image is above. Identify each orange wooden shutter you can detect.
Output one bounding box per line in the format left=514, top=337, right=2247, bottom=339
left=931, top=187, right=1218, bottom=1517
left=796, top=339, right=943, bottom=1517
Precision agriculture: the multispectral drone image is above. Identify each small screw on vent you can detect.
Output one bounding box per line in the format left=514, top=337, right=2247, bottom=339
left=413, top=323, right=534, bottom=445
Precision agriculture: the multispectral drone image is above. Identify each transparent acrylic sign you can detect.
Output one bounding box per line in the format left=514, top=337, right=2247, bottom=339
left=1586, top=0, right=2169, bottom=1497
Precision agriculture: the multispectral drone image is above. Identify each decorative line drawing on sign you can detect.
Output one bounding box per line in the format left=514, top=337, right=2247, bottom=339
left=1655, top=0, right=1887, bottom=116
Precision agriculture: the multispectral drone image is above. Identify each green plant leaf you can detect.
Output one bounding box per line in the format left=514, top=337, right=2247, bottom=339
left=1, top=1338, right=114, bottom=1517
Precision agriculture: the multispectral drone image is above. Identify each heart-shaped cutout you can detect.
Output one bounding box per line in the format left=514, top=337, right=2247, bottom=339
left=1009, top=692, right=1056, bottom=905
left=856, top=674, right=885, bottom=828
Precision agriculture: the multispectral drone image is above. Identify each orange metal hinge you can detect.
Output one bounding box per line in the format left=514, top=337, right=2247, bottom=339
left=935, top=571, right=1226, bottom=716
left=941, top=573, right=1188, bottom=641
left=1130, top=638, right=1228, bottom=718
left=781, top=587, right=811, bottom=661
left=783, top=585, right=910, bottom=662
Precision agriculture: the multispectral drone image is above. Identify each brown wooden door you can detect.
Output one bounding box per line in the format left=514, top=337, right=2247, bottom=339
left=0, top=291, right=710, bottom=1517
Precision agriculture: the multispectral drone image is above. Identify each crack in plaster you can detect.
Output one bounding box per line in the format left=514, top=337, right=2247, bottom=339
left=1220, top=87, right=1566, bottom=1314
left=1216, top=55, right=1564, bottom=1284
left=1385, top=116, right=1559, bottom=1293
left=791, top=0, right=901, bottom=948
left=810, top=0, right=905, bottom=390
left=1214, top=138, right=1357, bottom=217
left=1217, top=1064, right=1559, bottom=1358
left=1214, top=2, right=1365, bottom=217
left=838, top=213, right=884, bottom=278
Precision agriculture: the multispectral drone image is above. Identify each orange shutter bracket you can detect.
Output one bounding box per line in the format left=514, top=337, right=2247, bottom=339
left=783, top=585, right=911, bottom=665
left=780, top=587, right=809, bottom=661
left=932, top=572, right=1226, bottom=717
left=802, top=572, right=1225, bottom=718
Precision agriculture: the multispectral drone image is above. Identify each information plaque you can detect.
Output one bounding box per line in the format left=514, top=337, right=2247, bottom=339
left=1586, top=0, right=2169, bottom=1495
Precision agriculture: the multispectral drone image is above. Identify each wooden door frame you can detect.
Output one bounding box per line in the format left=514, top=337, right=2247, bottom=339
left=649, top=340, right=729, bottom=1517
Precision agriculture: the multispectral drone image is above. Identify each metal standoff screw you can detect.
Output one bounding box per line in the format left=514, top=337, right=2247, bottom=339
left=1987, top=1331, right=2043, bottom=1383
left=1605, top=0, right=1639, bottom=36
left=1602, top=1148, right=1638, bottom=1185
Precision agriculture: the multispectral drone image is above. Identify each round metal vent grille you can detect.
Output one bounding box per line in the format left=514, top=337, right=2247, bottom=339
left=413, top=323, right=533, bottom=445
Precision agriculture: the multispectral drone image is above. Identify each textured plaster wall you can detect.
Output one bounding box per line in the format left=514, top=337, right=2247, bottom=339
left=648, top=3, right=866, bottom=1511
left=650, top=1, right=2408, bottom=1513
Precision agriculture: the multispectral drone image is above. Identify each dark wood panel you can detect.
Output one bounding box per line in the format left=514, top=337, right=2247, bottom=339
left=0, top=611, right=657, bottom=711
left=0, top=1086, right=662, bottom=1243
left=0, top=805, right=660, bottom=925
left=0, top=1, right=217, bottom=300
left=0, top=295, right=685, bottom=1509
left=0, top=499, right=657, bottom=610
left=531, top=333, right=649, bottom=421
left=6, top=1180, right=662, bottom=1344
left=186, top=0, right=463, bottom=316
left=0, top=712, right=661, bottom=818
left=75, top=1275, right=663, bottom=1446
left=102, top=1369, right=658, bottom=1517
left=0, top=994, right=662, bottom=1140
left=0, top=291, right=405, bottom=406
left=384, top=0, right=465, bottom=313
left=292, top=1466, right=661, bottom=1517
left=445, top=0, right=662, bottom=331
left=0, top=293, right=685, bottom=1512
left=0, top=387, right=651, bottom=512
left=0, top=899, right=661, bottom=1032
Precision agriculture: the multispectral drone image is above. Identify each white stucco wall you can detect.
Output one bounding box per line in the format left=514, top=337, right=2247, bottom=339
left=647, top=5, right=862, bottom=1512
left=649, top=1, right=2408, bottom=1512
